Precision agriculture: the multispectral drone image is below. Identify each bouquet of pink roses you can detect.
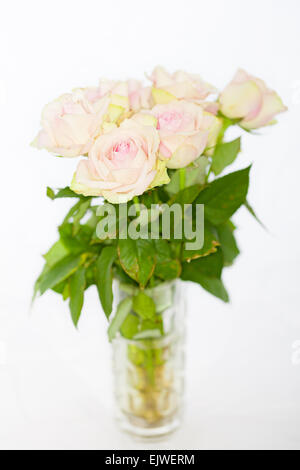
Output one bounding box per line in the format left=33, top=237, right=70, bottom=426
left=32, top=66, right=286, bottom=435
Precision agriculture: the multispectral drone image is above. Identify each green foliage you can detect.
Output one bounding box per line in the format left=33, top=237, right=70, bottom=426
left=155, top=258, right=181, bottom=281
left=211, top=138, right=241, bottom=176
left=120, top=313, right=140, bottom=339
left=46, top=187, right=56, bottom=200
left=59, top=223, right=93, bottom=254
left=169, top=184, right=202, bottom=206
left=139, top=314, right=164, bottom=336
left=193, top=277, right=229, bottom=302
left=62, top=282, right=70, bottom=301
left=34, top=190, right=102, bottom=324
left=217, top=221, right=240, bottom=266
left=153, top=239, right=181, bottom=281
left=244, top=200, right=266, bottom=229
left=39, top=255, right=84, bottom=295
left=196, top=166, right=251, bottom=225
left=165, top=156, right=208, bottom=196
left=47, top=186, right=86, bottom=200
left=36, top=115, right=258, bottom=331
left=95, top=246, right=117, bottom=318
left=181, top=250, right=229, bottom=302
left=118, top=239, right=156, bottom=287
left=216, top=115, right=241, bottom=142
left=72, top=200, right=91, bottom=235
left=69, top=266, right=86, bottom=327
left=119, top=292, right=164, bottom=340
left=187, top=250, right=223, bottom=278
left=132, top=292, right=156, bottom=320
left=181, top=226, right=220, bottom=262
left=114, top=265, right=138, bottom=286
left=43, top=240, right=70, bottom=267
left=108, top=297, right=133, bottom=342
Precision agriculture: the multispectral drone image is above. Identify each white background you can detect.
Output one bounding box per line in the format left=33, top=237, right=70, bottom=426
left=0, top=0, right=299, bottom=450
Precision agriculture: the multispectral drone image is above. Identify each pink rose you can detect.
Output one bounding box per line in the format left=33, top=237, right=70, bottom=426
left=33, top=92, right=109, bottom=157
left=149, top=101, right=213, bottom=169
left=71, top=119, right=168, bottom=203
left=126, top=80, right=152, bottom=111
left=219, top=69, right=287, bottom=129
left=81, top=79, right=151, bottom=112
left=150, top=66, right=216, bottom=102
left=201, top=101, right=219, bottom=115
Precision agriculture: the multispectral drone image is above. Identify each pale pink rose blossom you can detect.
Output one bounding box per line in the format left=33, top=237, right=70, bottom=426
left=149, top=101, right=214, bottom=169
left=33, top=92, right=109, bottom=157
left=80, top=79, right=151, bottom=112
left=71, top=119, right=167, bottom=203
left=150, top=66, right=216, bottom=101
left=200, top=101, right=219, bottom=115
left=219, top=69, right=287, bottom=129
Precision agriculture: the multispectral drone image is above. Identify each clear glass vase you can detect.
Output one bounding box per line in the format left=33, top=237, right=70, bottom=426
left=112, top=280, right=186, bottom=439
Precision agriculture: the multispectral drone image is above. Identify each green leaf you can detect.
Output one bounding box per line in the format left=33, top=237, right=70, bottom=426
left=69, top=266, right=86, bottom=327
left=85, top=211, right=99, bottom=230
left=181, top=250, right=229, bottom=302
left=120, top=313, right=140, bottom=339
left=140, top=315, right=164, bottom=335
left=39, top=255, right=83, bottom=295
left=46, top=187, right=56, bottom=200
left=196, top=166, right=251, bottom=225
left=114, top=265, right=138, bottom=286
left=165, top=157, right=208, bottom=196
left=211, top=137, right=241, bottom=176
left=52, top=280, right=67, bottom=295
left=73, top=199, right=91, bottom=235
left=217, top=221, right=240, bottom=266
left=169, top=184, right=202, bottom=206
left=60, top=199, right=91, bottom=235
left=155, top=259, right=181, bottom=280
left=186, top=250, right=223, bottom=278
left=84, top=264, right=96, bottom=290
left=118, top=239, right=156, bottom=287
left=43, top=240, right=70, bottom=267
left=133, top=292, right=156, bottom=320
left=32, top=264, right=49, bottom=303
left=194, top=277, right=229, bottom=302
left=58, top=223, right=92, bottom=254
left=47, top=186, right=83, bottom=199
left=182, top=226, right=220, bottom=262
left=244, top=200, right=266, bottom=230
left=153, top=239, right=182, bottom=280
left=63, top=282, right=70, bottom=301
left=95, top=246, right=117, bottom=319
left=62, top=200, right=82, bottom=225
left=139, top=190, right=158, bottom=208
left=153, top=239, right=172, bottom=259
left=108, top=297, right=133, bottom=342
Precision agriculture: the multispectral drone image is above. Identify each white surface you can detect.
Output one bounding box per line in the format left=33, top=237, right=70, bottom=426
left=1, top=0, right=300, bottom=450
